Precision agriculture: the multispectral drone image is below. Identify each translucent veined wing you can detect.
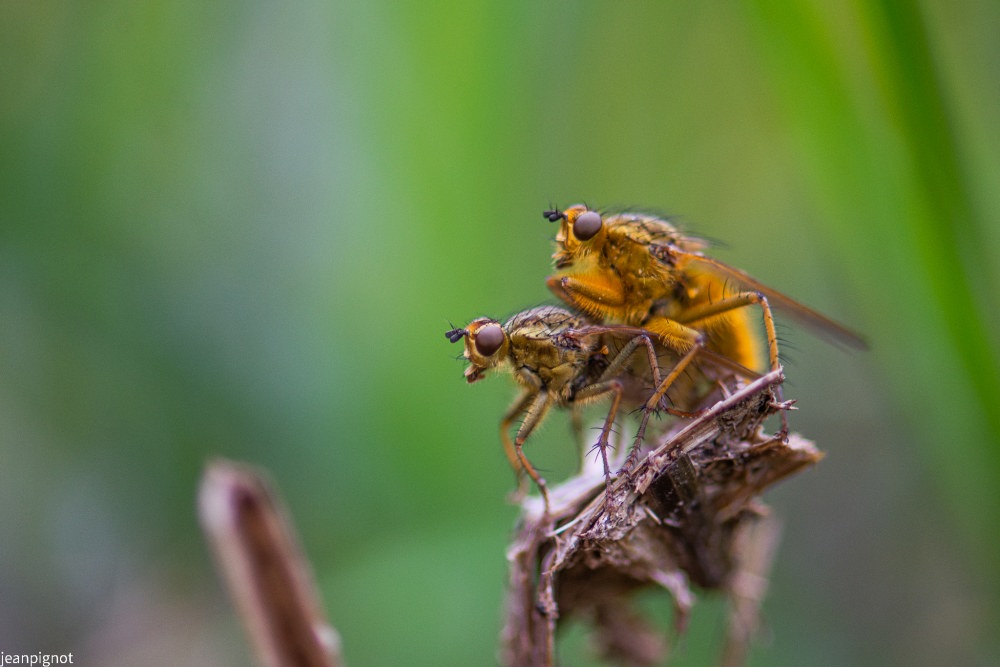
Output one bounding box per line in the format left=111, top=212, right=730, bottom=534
left=679, top=252, right=868, bottom=350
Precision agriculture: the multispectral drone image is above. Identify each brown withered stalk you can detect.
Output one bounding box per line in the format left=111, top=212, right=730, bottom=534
left=199, top=460, right=342, bottom=667
left=501, top=369, right=823, bottom=667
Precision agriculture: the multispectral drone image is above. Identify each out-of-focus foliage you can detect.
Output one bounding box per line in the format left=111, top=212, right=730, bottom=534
left=1, top=1, right=997, bottom=665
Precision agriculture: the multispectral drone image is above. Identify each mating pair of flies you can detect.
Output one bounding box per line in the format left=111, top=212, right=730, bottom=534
left=446, top=204, right=866, bottom=512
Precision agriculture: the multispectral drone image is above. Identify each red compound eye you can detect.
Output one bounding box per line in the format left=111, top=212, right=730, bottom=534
left=573, top=211, right=603, bottom=240
left=474, top=324, right=504, bottom=357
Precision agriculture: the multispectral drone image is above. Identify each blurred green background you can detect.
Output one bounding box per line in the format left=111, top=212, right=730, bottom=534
left=2, top=2, right=998, bottom=665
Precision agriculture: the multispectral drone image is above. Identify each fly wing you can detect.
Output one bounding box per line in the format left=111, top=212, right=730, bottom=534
left=683, top=253, right=868, bottom=350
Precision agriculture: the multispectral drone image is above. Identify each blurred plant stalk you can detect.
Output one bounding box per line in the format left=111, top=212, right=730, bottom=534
left=199, top=460, right=342, bottom=667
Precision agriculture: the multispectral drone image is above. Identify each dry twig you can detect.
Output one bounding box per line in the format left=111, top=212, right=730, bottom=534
left=502, top=370, right=823, bottom=667
left=199, top=460, right=342, bottom=667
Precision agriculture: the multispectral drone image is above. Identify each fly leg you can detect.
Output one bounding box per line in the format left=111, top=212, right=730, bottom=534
left=569, top=405, right=585, bottom=453
left=572, top=378, right=625, bottom=497
left=673, top=291, right=788, bottom=437
left=556, top=328, right=660, bottom=487
left=565, top=324, right=758, bottom=413
left=572, top=329, right=680, bottom=491
left=546, top=274, right=626, bottom=323
left=500, top=389, right=540, bottom=501
left=626, top=341, right=705, bottom=472
left=621, top=316, right=706, bottom=473
left=508, top=372, right=555, bottom=514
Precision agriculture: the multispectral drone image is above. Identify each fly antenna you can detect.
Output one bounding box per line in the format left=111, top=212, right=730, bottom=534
left=543, top=208, right=565, bottom=222
left=445, top=328, right=468, bottom=344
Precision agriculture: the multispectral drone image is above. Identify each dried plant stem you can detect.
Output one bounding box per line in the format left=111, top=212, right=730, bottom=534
left=199, top=460, right=342, bottom=667
left=502, top=370, right=823, bottom=667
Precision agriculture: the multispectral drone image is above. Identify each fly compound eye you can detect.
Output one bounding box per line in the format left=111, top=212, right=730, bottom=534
left=474, top=324, right=504, bottom=357
left=573, top=210, right=603, bottom=240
